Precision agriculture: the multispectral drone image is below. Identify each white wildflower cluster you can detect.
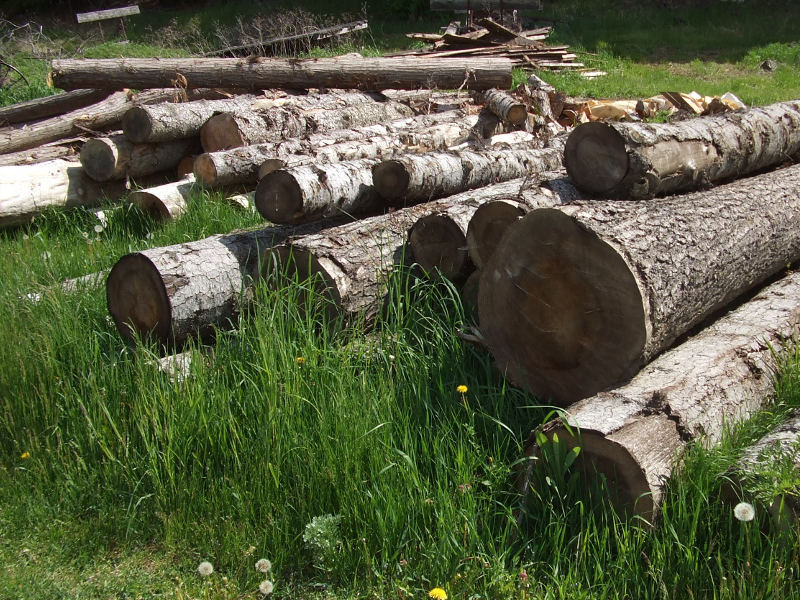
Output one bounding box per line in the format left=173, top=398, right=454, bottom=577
left=255, top=557, right=274, bottom=595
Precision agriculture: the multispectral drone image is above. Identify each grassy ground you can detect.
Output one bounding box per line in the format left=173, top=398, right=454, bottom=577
left=2, top=1, right=800, bottom=599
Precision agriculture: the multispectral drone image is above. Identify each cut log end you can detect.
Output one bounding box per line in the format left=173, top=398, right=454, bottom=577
left=478, top=208, right=646, bottom=404
left=564, top=122, right=629, bottom=195
left=544, top=425, right=654, bottom=521
left=107, top=253, right=171, bottom=344
left=408, top=214, right=470, bottom=280
left=193, top=154, right=217, bottom=185
left=129, top=190, right=173, bottom=220
left=507, top=105, right=528, bottom=126
left=255, top=170, right=304, bottom=224
left=372, top=160, right=410, bottom=203
left=79, top=137, right=118, bottom=182
left=201, top=113, right=246, bottom=153
left=177, top=155, right=195, bottom=179
left=121, top=106, right=154, bottom=144
left=466, top=200, right=526, bottom=269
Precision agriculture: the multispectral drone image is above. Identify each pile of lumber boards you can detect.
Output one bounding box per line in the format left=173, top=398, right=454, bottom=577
left=401, top=18, right=582, bottom=71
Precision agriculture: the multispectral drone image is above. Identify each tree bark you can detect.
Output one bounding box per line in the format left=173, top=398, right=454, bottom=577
left=478, top=163, right=800, bottom=405
left=0, top=159, right=161, bottom=228
left=255, top=158, right=381, bottom=225
left=524, top=270, right=800, bottom=522
left=466, top=175, right=580, bottom=268
left=106, top=219, right=341, bottom=345
left=80, top=134, right=199, bottom=181
left=478, top=88, right=527, bottom=126
left=0, top=139, right=83, bottom=167
left=194, top=109, right=486, bottom=187
left=372, top=145, right=563, bottom=204
left=564, top=100, right=800, bottom=199
left=0, top=88, right=223, bottom=156
left=128, top=176, right=196, bottom=220
left=200, top=101, right=415, bottom=152
left=407, top=176, right=574, bottom=281
left=51, top=56, right=514, bottom=92
left=0, top=89, right=110, bottom=125
left=122, top=90, right=384, bottom=143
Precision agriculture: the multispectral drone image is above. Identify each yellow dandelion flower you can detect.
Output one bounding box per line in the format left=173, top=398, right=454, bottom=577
left=429, top=587, right=447, bottom=600
left=296, top=357, right=305, bottom=365
left=20, top=452, right=30, bottom=459
left=456, top=385, right=468, bottom=394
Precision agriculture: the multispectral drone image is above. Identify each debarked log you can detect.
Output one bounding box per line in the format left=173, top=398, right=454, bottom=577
left=372, top=145, right=563, bottom=204
left=563, top=100, right=800, bottom=199
left=478, top=163, right=800, bottom=404
left=51, top=56, right=514, bottom=92
left=527, top=269, right=800, bottom=522
left=80, top=134, right=199, bottom=181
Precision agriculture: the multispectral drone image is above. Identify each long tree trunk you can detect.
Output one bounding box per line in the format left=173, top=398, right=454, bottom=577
left=724, top=410, right=800, bottom=527
left=51, top=56, right=514, bottom=92
left=0, top=160, right=161, bottom=228
left=0, top=139, right=83, bottom=167
left=128, top=176, right=196, bottom=220
left=478, top=163, right=800, bottom=405
left=200, top=101, right=415, bottom=151
left=121, top=90, right=385, bottom=143
left=80, top=134, right=199, bottom=181
left=564, top=100, right=800, bottom=199
left=0, top=88, right=223, bottom=155
left=194, top=110, right=490, bottom=187
left=407, top=175, right=575, bottom=281
left=523, top=270, right=800, bottom=522
left=106, top=220, right=342, bottom=345
left=478, top=88, right=528, bottom=126
left=466, top=175, right=581, bottom=268
left=256, top=158, right=381, bottom=224
left=372, top=145, right=563, bottom=204
left=0, top=89, right=111, bottom=125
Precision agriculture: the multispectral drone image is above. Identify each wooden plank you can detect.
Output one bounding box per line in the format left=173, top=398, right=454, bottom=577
left=76, top=5, right=140, bottom=23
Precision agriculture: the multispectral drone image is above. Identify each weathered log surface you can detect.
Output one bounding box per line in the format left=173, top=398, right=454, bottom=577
left=200, top=101, right=415, bottom=152
left=80, top=134, right=198, bottom=181
left=256, top=158, right=380, bottom=224
left=0, top=89, right=110, bottom=125
left=528, top=270, right=800, bottom=521
left=564, top=100, right=800, bottom=199
left=106, top=220, right=341, bottom=345
left=372, top=145, right=562, bottom=204
left=0, top=88, right=222, bottom=155
left=128, top=176, right=196, bottom=220
left=194, top=110, right=484, bottom=187
left=479, top=88, right=527, bottom=125
left=479, top=163, right=800, bottom=404
left=408, top=175, right=575, bottom=280
left=0, top=139, right=83, bottom=167
left=121, top=90, right=383, bottom=143
left=51, top=56, right=514, bottom=92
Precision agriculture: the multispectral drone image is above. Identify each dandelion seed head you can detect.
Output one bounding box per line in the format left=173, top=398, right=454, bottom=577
left=456, top=385, right=468, bottom=394
left=255, top=558, right=271, bottom=573
left=22, top=234, right=29, bottom=240
left=81, top=231, right=89, bottom=239
left=429, top=587, right=447, bottom=600
left=197, top=561, right=214, bottom=576
left=259, top=579, right=274, bottom=595
left=94, top=224, right=104, bottom=233
left=734, top=502, right=755, bottom=522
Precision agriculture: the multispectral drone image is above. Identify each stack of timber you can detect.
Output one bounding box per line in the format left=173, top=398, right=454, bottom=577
left=402, top=18, right=582, bottom=71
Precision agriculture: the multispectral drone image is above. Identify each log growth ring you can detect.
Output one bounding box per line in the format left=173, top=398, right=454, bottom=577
left=564, top=122, right=629, bottom=195
left=121, top=106, right=154, bottom=144
left=478, top=208, right=646, bottom=403
left=107, top=253, right=171, bottom=344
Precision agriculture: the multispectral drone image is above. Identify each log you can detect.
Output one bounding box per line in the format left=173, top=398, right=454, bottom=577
left=0, top=88, right=223, bottom=156
left=106, top=219, right=340, bottom=345
left=0, top=139, right=83, bottom=167
left=478, top=163, right=800, bottom=405
left=122, top=91, right=383, bottom=143
left=430, top=0, right=542, bottom=8
left=194, top=110, right=498, bottom=187
left=724, top=410, right=800, bottom=527
left=479, top=89, right=527, bottom=126
left=255, top=158, right=380, bottom=225
left=372, top=145, right=563, bottom=204
left=466, top=176, right=580, bottom=268
left=527, top=270, right=800, bottom=521
left=128, top=176, right=196, bottom=220
left=200, top=100, right=415, bottom=152
left=0, top=89, right=110, bottom=125
left=563, top=100, right=800, bottom=199
left=76, top=5, right=140, bottom=23
left=407, top=176, right=574, bottom=280
left=80, top=134, right=199, bottom=181
left=51, top=57, right=514, bottom=92
left=0, top=159, right=160, bottom=228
